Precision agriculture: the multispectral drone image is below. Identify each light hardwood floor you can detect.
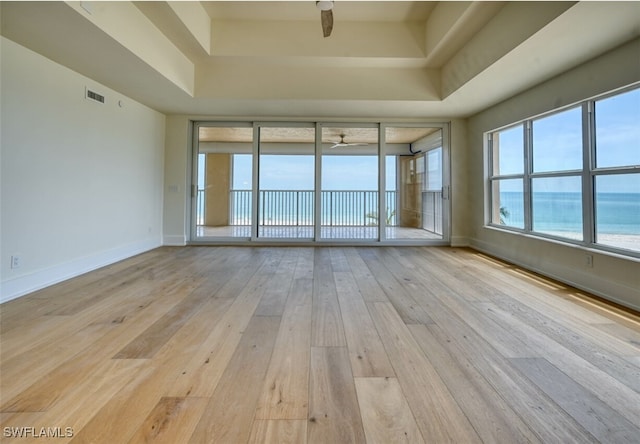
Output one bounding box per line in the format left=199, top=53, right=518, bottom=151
left=1, top=246, right=639, bottom=443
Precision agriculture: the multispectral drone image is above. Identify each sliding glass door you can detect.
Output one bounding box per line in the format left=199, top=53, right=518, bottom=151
left=192, top=122, right=449, bottom=244
left=320, top=125, right=379, bottom=240
left=384, top=126, right=446, bottom=241
left=194, top=123, right=253, bottom=240
left=258, top=125, right=315, bottom=240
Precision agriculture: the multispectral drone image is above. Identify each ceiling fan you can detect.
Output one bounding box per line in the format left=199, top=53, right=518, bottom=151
left=330, top=134, right=369, bottom=149
left=316, top=1, right=334, bottom=37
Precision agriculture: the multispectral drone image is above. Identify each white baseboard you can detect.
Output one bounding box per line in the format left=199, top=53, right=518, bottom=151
left=470, top=238, right=640, bottom=313
left=163, top=235, right=187, bottom=246
left=450, top=236, right=470, bottom=247
left=1, top=239, right=160, bottom=304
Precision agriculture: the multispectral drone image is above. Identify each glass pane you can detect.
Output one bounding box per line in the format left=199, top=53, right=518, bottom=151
left=424, top=147, right=443, bottom=235
left=491, top=179, right=524, bottom=229
left=532, top=176, right=582, bottom=240
left=595, top=88, right=640, bottom=168
left=595, top=174, right=640, bottom=252
left=321, top=127, right=378, bottom=240
left=385, top=155, right=398, bottom=227
left=196, top=126, right=253, bottom=239
left=491, top=125, right=523, bottom=176
left=532, top=107, right=583, bottom=172
left=230, top=154, right=252, bottom=226
left=197, top=153, right=206, bottom=226
left=384, top=127, right=443, bottom=240
left=258, top=127, right=315, bottom=239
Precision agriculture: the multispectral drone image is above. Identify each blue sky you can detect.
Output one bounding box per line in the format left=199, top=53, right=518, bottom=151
left=226, top=154, right=397, bottom=191
left=596, top=89, right=640, bottom=168
left=497, top=87, right=639, bottom=193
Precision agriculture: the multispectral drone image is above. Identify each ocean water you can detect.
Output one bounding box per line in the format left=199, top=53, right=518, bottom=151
left=498, top=192, right=640, bottom=235
left=198, top=190, right=639, bottom=238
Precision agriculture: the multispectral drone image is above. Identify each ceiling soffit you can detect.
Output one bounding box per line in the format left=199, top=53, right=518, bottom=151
left=201, top=2, right=437, bottom=23
left=2, top=1, right=639, bottom=118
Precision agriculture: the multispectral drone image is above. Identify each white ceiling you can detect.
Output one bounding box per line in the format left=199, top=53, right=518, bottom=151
left=1, top=1, right=639, bottom=119
left=201, top=1, right=436, bottom=22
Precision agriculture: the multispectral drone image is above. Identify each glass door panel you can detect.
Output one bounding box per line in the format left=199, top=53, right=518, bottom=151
left=195, top=125, right=253, bottom=239
left=424, top=146, right=443, bottom=235
left=321, top=126, right=379, bottom=240
left=193, top=122, right=448, bottom=244
left=385, top=127, right=443, bottom=240
left=258, top=126, right=315, bottom=239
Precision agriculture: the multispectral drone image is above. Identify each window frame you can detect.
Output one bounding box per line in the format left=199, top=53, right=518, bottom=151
left=488, top=122, right=527, bottom=231
left=487, top=84, right=640, bottom=258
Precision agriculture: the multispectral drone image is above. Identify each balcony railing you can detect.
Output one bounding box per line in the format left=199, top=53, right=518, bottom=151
left=256, top=190, right=314, bottom=226
left=423, top=190, right=443, bottom=235
left=228, top=190, right=395, bottom=226
left=198, top=189, right=441, bottom=232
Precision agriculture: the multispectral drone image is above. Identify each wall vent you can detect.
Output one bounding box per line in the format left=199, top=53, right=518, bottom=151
left=86, top=88, right=105, bottom=104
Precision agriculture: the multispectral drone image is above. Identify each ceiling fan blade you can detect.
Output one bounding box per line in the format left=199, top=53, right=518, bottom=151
left=321, top=9, right=333, bottom=37
left=329, top=134, right=369, bottom=149
left=330, top=142, right=368, bottom=149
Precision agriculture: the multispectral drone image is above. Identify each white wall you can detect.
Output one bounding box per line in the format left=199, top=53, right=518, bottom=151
left=163, top=115, right=191, bottom=246
left=0, top=38, right=166, bottom=302
left=467, top=38, right=640, bottom=311
left=449, top=118, right=469, bottom=246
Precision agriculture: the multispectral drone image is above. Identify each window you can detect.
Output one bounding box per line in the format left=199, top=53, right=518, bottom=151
left=493, top=125, right=524, bottom=176
left=594, top=88, right=640, bottom=168
left=531, top=107, right=582, bottom=173
left=593, top=88, right=640, bottom=251
left=530, top=107, right=583, bottom=239
left=488, top=85, right=640, bottom=255
left=489, top=125, right=525, bottom=229
left=531, top=176, right=582, bottom=240
left=594, top=174, right=640, bottom=251
left=491, top=179, right=524, bottom=229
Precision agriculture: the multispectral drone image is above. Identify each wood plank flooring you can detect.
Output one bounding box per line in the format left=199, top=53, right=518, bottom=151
left=1, top=246, right=640, bottom=443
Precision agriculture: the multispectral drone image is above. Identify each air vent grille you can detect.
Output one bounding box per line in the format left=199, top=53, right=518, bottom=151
left=86, top=89, right=105, bottom=104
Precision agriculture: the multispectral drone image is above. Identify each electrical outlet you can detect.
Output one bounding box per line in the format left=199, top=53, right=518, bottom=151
left=10, top=255, right=21, bottom=269
left=585, top=254, right=593, bottom=268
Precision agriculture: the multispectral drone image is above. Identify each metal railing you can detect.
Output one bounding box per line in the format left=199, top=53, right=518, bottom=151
left=202, top=189, right=397, bottom=226
left=199, top=189, right=432, bottom=228
left=259, top=190, right=315, bottom=226
left=230, top=190, right=252, bottom=225
left=320, top=191, right=384, bottom=227
left=422, top=190, right=443, bottom=235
